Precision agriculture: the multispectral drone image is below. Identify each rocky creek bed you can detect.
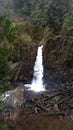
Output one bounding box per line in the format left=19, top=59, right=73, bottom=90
left=2, top=82, right=73, bottom=122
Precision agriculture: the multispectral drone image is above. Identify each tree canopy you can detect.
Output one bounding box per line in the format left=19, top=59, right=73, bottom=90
left=0, top=0, right=72, bottom=33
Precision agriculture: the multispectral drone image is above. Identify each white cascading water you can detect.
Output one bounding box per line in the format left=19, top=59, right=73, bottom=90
left=25, top=45, right=45, bottom=92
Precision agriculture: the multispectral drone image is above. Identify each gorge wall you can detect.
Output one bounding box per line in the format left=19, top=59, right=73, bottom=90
left=11, top=30, right=73, bottom=89
left=11, top=43, right=38, bottom=83
left=43, top=32, right=73, bottom=90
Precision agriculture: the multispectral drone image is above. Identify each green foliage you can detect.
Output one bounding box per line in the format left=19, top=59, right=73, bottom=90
left=11, top=0, right=71, bottom=33
left=47, top=0, right=71, bottom=33
left=0, top=16, right=17, bottom=44
left=0, top=123, right=8, bottom=130
left=0, top=16, right=14, bottom=105
left=47, top=5, right=64, bottom=33
left=0, top=49, right=11, bottom=102
left=0, top=0, right=14, bottom=17
left=0, top=0, right=72, bottom=34
left=62, top=14, right=73, bottom=31
left=0, top=49, right=10, bottom=79
left=62, top=0, right=73, bottom=31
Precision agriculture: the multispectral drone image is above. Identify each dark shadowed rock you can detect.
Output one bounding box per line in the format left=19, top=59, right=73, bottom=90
left=10, top=43, right=38, bottom=83
left=43, top=34, right=73, bottom=90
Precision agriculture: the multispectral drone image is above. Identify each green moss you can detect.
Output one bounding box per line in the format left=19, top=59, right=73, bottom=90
left=0, top=123, right=8, bottom=130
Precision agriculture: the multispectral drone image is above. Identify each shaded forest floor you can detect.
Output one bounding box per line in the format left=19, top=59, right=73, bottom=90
left=7, top=114, right=73, bottom=130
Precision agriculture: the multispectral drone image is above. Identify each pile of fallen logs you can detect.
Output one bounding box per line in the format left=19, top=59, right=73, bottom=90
left=20, top=83, right=73, bottom=120
left=35, top=85, right=73, bottom=114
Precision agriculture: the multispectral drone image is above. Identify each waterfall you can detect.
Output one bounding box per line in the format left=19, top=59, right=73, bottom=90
left=25, top=45, right=45, bottom=92
left=4, top=45, right=45, bottom=100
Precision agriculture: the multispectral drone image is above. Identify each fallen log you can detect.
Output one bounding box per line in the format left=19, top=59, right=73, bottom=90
left=48, top=112, right=65, bottom=117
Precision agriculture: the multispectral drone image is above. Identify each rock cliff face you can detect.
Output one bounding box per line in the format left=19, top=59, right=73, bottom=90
left=11, top=43, right=38, bottom=83
left=43, top=34, right=73, bottom=89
